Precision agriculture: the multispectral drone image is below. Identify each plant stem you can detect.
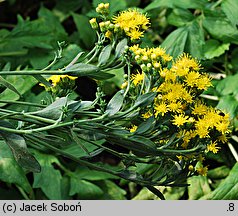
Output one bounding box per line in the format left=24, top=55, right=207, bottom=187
left=0, top=100, right=46, bottom=107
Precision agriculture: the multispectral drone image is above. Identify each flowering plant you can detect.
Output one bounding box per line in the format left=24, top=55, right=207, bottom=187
left=0, top=3, right=231, bottom=199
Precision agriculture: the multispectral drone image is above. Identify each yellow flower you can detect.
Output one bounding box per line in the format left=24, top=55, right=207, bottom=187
left=184, top=71, right=200, bottom=87
left=172, top=114, right=189, bottom=127
left=47, top=75, right=77, bottom=87
left=113, top=9, right=150, bottom=40
left=196, top=166, right=208, bottom=176
left=129, top=125, right=138, bottom=133
left=217, top=134, right=228, bottom=144
left=142, top=111, right=153, bottom=119
left=154, top=102, right=168, bottom=117
left=192, top=101, right=208, bottom=116
left=131, top=72, right=144, bottom=86
left=167, top=102, right=183, bottom=113
left=196, top=75, right=212, bottom=90
left=195, top=118, right=210, bottom=138
left=206, top=141, right=221, bottom=154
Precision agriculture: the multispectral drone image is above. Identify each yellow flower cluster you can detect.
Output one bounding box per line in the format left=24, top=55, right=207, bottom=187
left=113, top=9, right=150, bottom=40
left=47, top=75, right=77, bottom=87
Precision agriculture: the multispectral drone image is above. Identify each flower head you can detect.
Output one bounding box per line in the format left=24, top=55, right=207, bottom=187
left=113, top=9, right=150, bottom=40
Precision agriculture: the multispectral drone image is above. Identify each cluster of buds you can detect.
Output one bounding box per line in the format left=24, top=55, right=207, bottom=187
left=96, top=3, right=110, bottom=15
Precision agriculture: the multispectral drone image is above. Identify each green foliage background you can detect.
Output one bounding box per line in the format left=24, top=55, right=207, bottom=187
left=0, top=0, right=238, bottom=200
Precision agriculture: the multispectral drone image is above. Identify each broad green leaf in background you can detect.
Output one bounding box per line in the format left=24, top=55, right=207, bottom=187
left=72, top=13, right=96, bottom=49
left=167, top=8, right=194, bottom=27
left=185, top=20, right=205, bottom=59
left=187, top=176, right=211, bottom=200
left=221, top=0, right=238, bottom=27
left=98, top=44, right=112, bottom=66
left=200, top=163, right=238, bottom=200
left=161, top=27, right=188, bottom=58
left=69, top=177, right=103, bottom=199
left=33, top=151, right=62, bottom=199
left=97, top=180, right=127, bottom=200
left=216, top=74, right=238, bottom=97
left=0, top=140, right=32, bottom=193
left=145, top=0, right=207, bottom=11
left=208, top=166, right=230, bottom=180
left=203, top=10, right=238, bottom=44
left=204, top=39, right=230, bottom=59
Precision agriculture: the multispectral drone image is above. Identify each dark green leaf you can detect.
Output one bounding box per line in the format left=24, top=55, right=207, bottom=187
left=105, top=90, right=124, bottom=116
left=216, top=95, right=238, bottom=118
left=115, top=38, right=127, bottom=59
left=200, top=162, right=238, bottom=199
left=221, top=0, right=238, bottom=27
left=134, top=92, right=157, bottom=108
left=0, top=140, right=32, bottom=193
left=135, top=117, right=156, bottom=135
left=98, top=44, right=112, bottom=66
left=33, top=151, right=62, bottom=199
left=204, top=39, right=230, bottom=59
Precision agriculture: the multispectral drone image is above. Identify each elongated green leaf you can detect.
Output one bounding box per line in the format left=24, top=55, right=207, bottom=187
left=134, top=92, right=157, bottom=108
left=105, top=90, right=124, bottom=116
left=32, top=74, right=52, bottom=87
left=30, top=96, right=81, bottom=120
left=115, top=38, right=127, bottom=59
left=221, top=0, right=238, bottom=27
left=0, top=140, right=32, bottom=193
left=161, top=27, right=188, bottom=58
left=98, top=44, right=112, bottom=66
left=66, top=63, right=99, bottom=76
left=200, top=163, right=238, bottom=200
left=208, top=166, right=230, bottom=179
left=0, top=75, right=21, bottom=97
left=33, top=151, right=62, bottom=199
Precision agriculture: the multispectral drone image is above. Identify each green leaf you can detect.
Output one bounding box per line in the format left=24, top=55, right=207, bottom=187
left=204, top=39, right=230, bottom=59
left=66, top=63, right=99, bottom=76
left=185, top=20, right=205, bottom=59
left=161, top=27, right=188, bottom=58
left=216, top=95, right=238, bottom=118
left=97, top=180, right=127, bottom=200
left=69, top=177, right=103, bottom=199
left=167, top=8, right=194, bottom=27
left=0, top=123, right=41, bottom=173
left=0, top=140, right=32, bottom=193
left=145, top=0, right=207, bottom=11
left=0, top=75, right=38, bottom=107
left=200, top=162, right=238, bottom=200
left=105, top=90, right=124, bottom=116
left=115, top=38, right=128, bottom=59
left=203, top=10, right=238, bottom=44
left=134, top=92, right=157, bottom=108
left=33, top=151, right=62, bottom=199
left=30, top=96, right=81, bottom=120
left=221, top=0, right=238, bottom=27
left=32, top=74, right=52, bottom=87
left=98, top=44, right=112, bottom=66
left=187, top=176, right=211, bottom=200
left=216, top=74, right=238, bottom=96
left=0, top=75, right=21, bottom=97
left=208, top=166, right=230, bottom=179
left=72, top=13, right=96, bottom=49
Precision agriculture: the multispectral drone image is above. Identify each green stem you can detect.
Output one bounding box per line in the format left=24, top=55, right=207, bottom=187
left=16, top=186, right=30, bottom=200
left=0, top=100, right=46, bottom=108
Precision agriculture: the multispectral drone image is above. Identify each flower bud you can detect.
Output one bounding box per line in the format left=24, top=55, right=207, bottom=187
left=89, top=18, right=98, bottom=29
